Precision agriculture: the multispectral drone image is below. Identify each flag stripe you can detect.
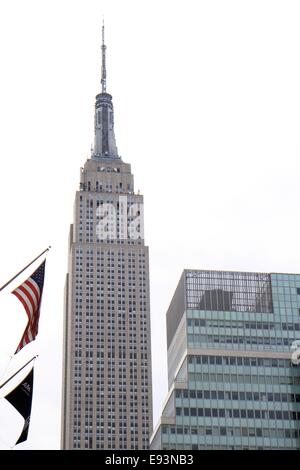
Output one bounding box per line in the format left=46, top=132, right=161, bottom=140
left=25, top=278, right=40, bottom=303
left=26, top=324, right=33, bottom=342
left=17, top=286, right=36, bottom=318
left=18, top=339, right=26, bottom=352
left=12, top=260, right=46, bottom=354
left=13, top=290, right=33, bottom=320
left=23, top=281, right=39, bottom=310
left=17, top=334, right=27, bottom=353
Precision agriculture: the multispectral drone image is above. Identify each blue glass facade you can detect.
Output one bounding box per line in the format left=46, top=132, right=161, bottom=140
left=150, top=270, right=300, bottom=449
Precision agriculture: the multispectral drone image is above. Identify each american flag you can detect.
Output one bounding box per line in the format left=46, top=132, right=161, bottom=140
left=12, top=260, right=46, bottom=353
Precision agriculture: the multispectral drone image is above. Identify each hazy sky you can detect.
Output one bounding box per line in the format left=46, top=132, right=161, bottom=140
left=0, top=0, right=300, bottom=449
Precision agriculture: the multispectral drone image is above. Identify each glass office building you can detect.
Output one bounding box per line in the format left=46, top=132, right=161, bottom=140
left=150, top=269, right=300, bottom=449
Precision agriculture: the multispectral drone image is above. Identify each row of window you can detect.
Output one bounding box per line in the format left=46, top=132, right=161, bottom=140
left=75, top=294, right=146, bottom=301
left=74, top=444, right=146, bottom=450
left=162, top=425, right=300, bottom=439
left=74, top=300, right=145, bottom=306
left=75, top=284, right=147, bottom=294
left=74, top=390, right=149, bottom=396
left=76, top=253, right=146, bottom=258
left=175, top=407, right=300, bottom=420
left=74, top=351, right=148, bottom=359
left=74, top=420, right=143, bottom=428
left=188, top=355, right=290, bottom=367
left=78, top=238, right=143, bottom=244
left=73, top=352, right=145, bottom=363
left=76, top=273, right=146, bottom=279
left=175, top=388, right=300, bottom=403
left=188, top=334, right=294, bottom=347
left=161, top=445, right=291, bottom=450
left=77, top=250, right=145, bottom=255
left=77, top=264, right=146, bottom=269
left=95, top=166, right=121, bottom=172
left=75, top=322, right=148, bottom=330
left=80, top=184, right=132, bottom=194
left=188, top=372, right=300, bottom=386
left=187, top=318, right=300, bottom=331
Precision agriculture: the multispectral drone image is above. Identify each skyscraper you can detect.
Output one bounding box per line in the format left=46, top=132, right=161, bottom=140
left=150, top=269, right=300, bottom=450
left=61, top=25, right=153, bottom=450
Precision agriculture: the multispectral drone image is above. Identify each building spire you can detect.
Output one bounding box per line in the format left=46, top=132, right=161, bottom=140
left=92, top=20, right=119, bottom=159
left=101, top=19, right=107, bottom=93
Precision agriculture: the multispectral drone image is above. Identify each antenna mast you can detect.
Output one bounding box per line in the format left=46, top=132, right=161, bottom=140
left=101, top=20, right=107, bottom=93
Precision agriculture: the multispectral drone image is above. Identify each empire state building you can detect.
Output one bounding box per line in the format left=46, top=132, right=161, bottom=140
left=61, top=25, right=153, bottom=450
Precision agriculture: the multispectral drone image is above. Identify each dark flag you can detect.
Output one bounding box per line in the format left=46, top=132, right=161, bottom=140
left=12, top=260, right=46, bottom=353
left=4, top=367, right=34, bottom=445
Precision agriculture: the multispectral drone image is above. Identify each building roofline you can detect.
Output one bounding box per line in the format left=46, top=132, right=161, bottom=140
left=183, top=268, right=300, bottom=276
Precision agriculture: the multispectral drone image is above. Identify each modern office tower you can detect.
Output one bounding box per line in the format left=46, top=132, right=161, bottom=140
left=61, top=26, right=153, bottom=450
left=150, top=269, right=300, bottom=450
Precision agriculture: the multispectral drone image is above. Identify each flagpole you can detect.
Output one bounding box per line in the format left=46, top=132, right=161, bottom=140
left=0, top=356, right=37, bottom=391
left=0, top=246, right=51, bottom=292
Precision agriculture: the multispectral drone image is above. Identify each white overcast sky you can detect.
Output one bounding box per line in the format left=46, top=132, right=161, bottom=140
left=0, top=0, right=300, bottom=449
